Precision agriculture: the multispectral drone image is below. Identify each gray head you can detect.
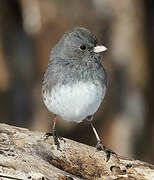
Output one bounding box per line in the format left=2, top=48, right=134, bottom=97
left=50, top=27, right=107, bottom=62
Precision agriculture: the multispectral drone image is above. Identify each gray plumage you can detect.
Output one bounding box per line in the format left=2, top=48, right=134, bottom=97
left=42, top=27, right=107, bottom=122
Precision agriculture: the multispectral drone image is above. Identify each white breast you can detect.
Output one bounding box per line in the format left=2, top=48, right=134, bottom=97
left=43, top=82, right=106, bottom=123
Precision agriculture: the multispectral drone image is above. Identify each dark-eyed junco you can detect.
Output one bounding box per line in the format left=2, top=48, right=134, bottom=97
left=42, top=27, right=110, bottom=159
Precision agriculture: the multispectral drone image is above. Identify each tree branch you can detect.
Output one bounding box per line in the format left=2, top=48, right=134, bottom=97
left=0, top=123, right=153, bottom=179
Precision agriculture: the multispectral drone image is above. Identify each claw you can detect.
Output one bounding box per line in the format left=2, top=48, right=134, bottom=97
left=44, top=130, right=65, bottom=150
left=44, top=132, right=53, bottom=138
left=44, top=129, right=60, bottom=150
left=96, top=141, right=116, bottom=162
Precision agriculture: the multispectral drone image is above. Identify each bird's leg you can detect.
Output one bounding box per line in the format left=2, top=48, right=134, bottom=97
left=52, top=115, right=60, bottom=149
left=88, top=116, right=115, bottom=162
left=89, top=120, right=111, bottom=161
left=45, top=115, right=61, bottom=150
left=89, top=120, right=101, bottom=142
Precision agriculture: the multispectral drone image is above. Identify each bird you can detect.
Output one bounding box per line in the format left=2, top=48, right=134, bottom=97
left=42, top=27, right=111, bottom=160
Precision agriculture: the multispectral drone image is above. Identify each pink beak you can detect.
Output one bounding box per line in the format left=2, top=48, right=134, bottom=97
left=93, top=45, right=107, bottom=53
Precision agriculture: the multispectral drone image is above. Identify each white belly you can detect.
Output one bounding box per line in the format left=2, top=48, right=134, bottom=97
left=43, top=82, right=106, bottom=123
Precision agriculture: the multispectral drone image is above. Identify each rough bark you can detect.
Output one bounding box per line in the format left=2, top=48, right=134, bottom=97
left=0, top=123, right=153, bottom=180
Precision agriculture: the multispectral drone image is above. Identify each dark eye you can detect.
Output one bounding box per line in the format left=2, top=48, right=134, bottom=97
left=80, top=45, right=86, bottom=51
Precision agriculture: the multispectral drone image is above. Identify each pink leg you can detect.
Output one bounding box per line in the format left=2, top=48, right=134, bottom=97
left=52, top=115, right=57, bottom=130
left=88, top=118, right=115, bottom=162
left=45, top=115, right=60, bottom=149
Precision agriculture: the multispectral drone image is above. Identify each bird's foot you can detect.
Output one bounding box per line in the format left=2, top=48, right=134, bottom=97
left=44, top=130, right=65, bottom=150
left=96, top=141, right=116, bottom=162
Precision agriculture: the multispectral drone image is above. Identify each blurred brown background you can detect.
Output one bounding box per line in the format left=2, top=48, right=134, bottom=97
left=0, top=0, right=154, bottom=164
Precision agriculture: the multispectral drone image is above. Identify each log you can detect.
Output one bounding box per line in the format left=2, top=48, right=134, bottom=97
left=0, top=123, right=153, bottom=180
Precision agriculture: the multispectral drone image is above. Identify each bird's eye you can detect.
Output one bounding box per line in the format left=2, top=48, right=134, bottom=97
left=80, top=45, right=86, bottom=51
